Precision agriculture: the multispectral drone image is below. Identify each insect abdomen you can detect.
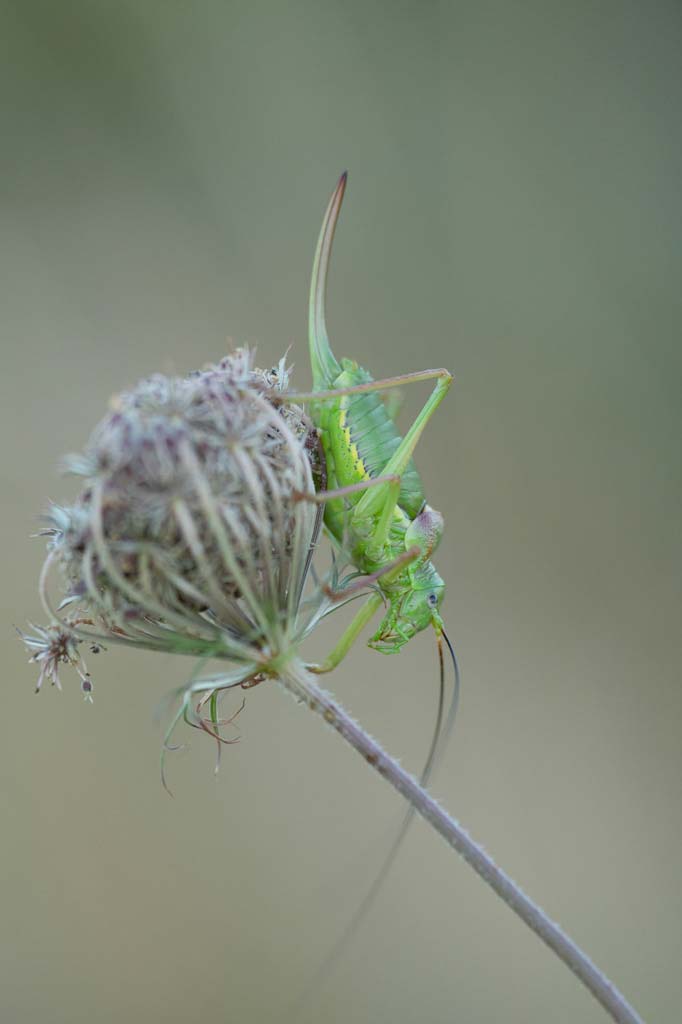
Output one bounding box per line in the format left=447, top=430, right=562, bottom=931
left=329, top=365, right=424, bottom=519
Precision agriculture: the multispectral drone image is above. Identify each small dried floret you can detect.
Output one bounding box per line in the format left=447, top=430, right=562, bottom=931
left=18, top=621, right=93, bottom=698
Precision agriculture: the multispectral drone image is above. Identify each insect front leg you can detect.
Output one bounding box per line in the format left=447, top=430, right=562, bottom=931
left=307, top=545, right=422, bottom=674
left=307, top=593, right=382, bottom=674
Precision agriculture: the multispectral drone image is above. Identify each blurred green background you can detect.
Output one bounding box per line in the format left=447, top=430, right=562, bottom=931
left=2, top=2, right=680, bottom=1022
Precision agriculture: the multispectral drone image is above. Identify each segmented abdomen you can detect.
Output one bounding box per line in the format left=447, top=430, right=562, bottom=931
left=318, top=364, right=424, bottom=536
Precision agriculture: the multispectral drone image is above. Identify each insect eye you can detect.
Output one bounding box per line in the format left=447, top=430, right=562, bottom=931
left=427, top=592, right=438, bottom=607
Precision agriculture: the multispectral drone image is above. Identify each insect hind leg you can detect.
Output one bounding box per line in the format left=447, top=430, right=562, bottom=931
left=281, top=366, right=452, bottom=408
left=281, top=367, right=452, bottom=522
left=293, top=474, right=400, bottom=507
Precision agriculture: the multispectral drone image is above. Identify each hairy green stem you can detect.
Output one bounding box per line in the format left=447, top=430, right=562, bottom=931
left=279, top=660, right=644, bottom=1024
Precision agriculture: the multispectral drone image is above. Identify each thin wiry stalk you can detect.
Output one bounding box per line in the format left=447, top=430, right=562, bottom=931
left=279, top=660, right=645, bottom=1024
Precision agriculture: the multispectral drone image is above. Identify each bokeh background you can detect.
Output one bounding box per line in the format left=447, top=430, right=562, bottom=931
left=2, top=2, right=680, bottom=1022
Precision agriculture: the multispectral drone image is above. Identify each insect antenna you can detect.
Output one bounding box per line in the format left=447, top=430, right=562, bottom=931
left=437, top=625, right=461, bottom=773
left=290, top=628, right=460, bottom=1011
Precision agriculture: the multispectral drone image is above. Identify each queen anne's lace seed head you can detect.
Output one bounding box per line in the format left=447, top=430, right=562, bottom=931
left=22, top=349, right=322, bottom=696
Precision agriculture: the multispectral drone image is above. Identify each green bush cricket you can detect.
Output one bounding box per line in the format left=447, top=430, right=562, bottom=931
left=283, top=173, right=461, bottom=989
left=291, top=172, right=456, bottom=672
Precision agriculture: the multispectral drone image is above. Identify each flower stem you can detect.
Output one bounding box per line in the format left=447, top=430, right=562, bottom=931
left=279, top=660, right=644, bottom=1024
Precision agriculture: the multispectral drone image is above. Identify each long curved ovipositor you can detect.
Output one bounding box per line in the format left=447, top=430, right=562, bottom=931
left=308, top=171, right=345, bottom=385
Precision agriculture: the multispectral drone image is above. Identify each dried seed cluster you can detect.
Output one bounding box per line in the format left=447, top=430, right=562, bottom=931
left=24, top=349, right=321, bottom=694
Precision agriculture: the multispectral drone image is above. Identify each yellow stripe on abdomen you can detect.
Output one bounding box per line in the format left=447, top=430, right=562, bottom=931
left=338, top=405, right=371, bottom=482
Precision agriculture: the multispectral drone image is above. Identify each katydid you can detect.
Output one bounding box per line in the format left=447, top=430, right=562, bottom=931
left=290, top=172, right=457, bottom=678
left=285, top=173, right=460, bottom=993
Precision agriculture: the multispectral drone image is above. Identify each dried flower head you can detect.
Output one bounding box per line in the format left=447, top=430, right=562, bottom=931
left=23, top=348, right=323, bottom=705
left=17, top=620, right=94, bottom=700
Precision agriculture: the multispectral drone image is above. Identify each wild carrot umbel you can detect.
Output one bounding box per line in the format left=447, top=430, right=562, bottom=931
left=19, top=347, right=643, bottom=1023
left=26, top=349, right=322, bottom=684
